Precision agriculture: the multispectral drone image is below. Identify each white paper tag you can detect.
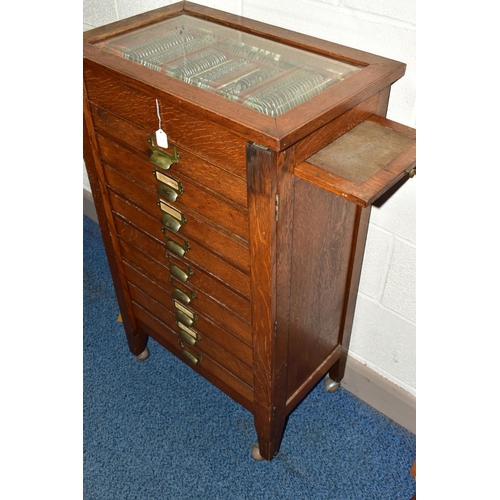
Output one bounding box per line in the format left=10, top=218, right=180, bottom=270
left=156, top=129, right=169, bottom=149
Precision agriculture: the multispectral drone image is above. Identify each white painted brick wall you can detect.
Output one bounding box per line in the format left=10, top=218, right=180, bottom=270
left=117, top=0, right=175, bottom=19
left=340, top=0, right=415, bottom=24
left=382, top=239, right=416, bottom=322
left=83, top=0, right=416, bottom=395
left=185, top=0, right=242, bottom=13
left=349, top=296, right=416, bottom=391
left=83, top=0, right=119, bottom=27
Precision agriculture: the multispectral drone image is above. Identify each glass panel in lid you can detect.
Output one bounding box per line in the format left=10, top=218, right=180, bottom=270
left=96, top=15, right=361, bottom=117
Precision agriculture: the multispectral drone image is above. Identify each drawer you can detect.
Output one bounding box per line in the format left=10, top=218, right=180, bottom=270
left=98, top=135, right=249, bottom=240
left=91, top=103, right=248, bottom=208
left=109, top=191, right=250, bottom=286
left=124, top=261, right=253, bottom=376
left=120, top=239, right=252, bottom=344
left=129, top=283, right=253, bottom=387
left=84, top=66, right=247, bottom=179
left=113, top=200, right=250, bottom=299
left=115, top=217, right=251, bottom=324
left=133, top=301, right=254, bottom=408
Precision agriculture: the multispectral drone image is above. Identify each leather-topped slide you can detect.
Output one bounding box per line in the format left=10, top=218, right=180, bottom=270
left=295, top=114, right=416, bottom=207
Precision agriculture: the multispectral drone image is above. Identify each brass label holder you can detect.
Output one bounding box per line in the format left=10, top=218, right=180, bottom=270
left=177, top=321, right=200, bottom=346
left=174, top=299, right=196, bottom=319
left=155, top=170, right=182, bottom=191
left=159, top=201, right=187, bottom=233
left=158, top=200, right=185, bottom=222
left=174, top=299, right=198, bottom=328
left=155, top=170, right=184, bottom=202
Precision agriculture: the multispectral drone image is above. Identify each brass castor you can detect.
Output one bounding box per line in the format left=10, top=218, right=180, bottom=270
left=135, top=346, right=150, bottom=361
left=324, top=375, right=340, bottom=393
left=251, top=443, right=264, bottom=461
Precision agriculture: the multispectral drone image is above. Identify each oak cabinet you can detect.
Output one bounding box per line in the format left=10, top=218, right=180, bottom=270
left=83, top=1, right=416, bottom=461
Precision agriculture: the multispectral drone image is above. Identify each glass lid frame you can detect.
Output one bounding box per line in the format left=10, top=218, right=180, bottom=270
left=84, top=2, right=407, bottom=149
left=96, top=14, right=362, bottom=118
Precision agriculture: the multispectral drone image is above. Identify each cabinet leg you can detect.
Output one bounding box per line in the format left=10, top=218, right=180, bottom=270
left=126, top=331, right=149, bottom=361
left=328, top=353, right=347, bottom=385
left=252, top=406, right=288, bottom=461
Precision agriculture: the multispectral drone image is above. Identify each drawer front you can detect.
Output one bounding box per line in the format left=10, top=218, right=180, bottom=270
left=114, top=217, right=251, bottom=324
left=124, top=261, right=253, bottom=383
left=98, top=135, right=249, bottom=241
left=84, top=66, right=247, bottom=179
left=120, top=239, right=252, bottom=344
left=109, top=190, right=251, bottom=297
left=91, top=103, right=248, bottom=208
left=105, top=167, right=250, bottom=274
left=133, top=301, right=254, bottom=407
left=85, top=65, right=258, bottom=410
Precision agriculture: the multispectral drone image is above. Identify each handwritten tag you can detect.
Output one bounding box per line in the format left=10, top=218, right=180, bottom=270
left=156, top=129, right=169, bottom=149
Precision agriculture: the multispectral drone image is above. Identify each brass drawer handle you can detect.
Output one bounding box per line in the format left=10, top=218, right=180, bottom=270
left=169, top=262, right=193, bottom=283
left=157, top=182, right=182, bottom=203
left=165, top=237, right=190, bottom=258
left=172, top=286, right=195, bottom=305
left=180, top=344, right=201, bottom=366
left=175, top=310, right=197, bottom=327
left=148, top=135, right=180, bottom=170
left=178, top=328, right=200, bottom=347
left=167, top=253, right=194, bottom=284
left=161, top=213, right=185, bottom=233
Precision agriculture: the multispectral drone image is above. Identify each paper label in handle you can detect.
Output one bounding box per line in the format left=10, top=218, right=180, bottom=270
left=156, top=129, right=169, bottom=149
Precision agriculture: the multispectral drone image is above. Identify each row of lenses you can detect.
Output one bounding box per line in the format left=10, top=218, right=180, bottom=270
left=120, top=29, right=332, bottom=116
left=146, top=35, right=219, bottom=67
left=220, top=68, right=279, bottom=99
left=218, top=40, right=295, bottom=70
left=246, top=70, right=329, bottom=117
left=165, top=48, right=227, bottom=80
left=123, top=30, right=195, bottom=62
left=189, top=58, right=249, bottom=89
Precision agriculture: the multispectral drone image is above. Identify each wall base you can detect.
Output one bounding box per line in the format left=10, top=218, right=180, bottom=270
left=83, top=188, right=98, bottom=224
left=343, top=356, right=415, bottom=434
left=83, top=188, right=415, bottom=434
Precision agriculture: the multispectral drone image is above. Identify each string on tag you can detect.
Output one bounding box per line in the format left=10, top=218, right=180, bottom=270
left=156, top=99, right=162, bottom=130
left=155, top=99, right=169, bottom=148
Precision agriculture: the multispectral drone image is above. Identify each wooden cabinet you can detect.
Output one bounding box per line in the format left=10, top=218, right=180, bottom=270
left=83, top=1, right=416, bottom=461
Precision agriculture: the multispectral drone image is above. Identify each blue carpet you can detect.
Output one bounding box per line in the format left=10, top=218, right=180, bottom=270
left=83, top=215, right=416, bottom=499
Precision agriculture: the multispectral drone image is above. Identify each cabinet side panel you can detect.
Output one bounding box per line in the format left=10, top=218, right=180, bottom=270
left=286, top=179, right=356, bottom=399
